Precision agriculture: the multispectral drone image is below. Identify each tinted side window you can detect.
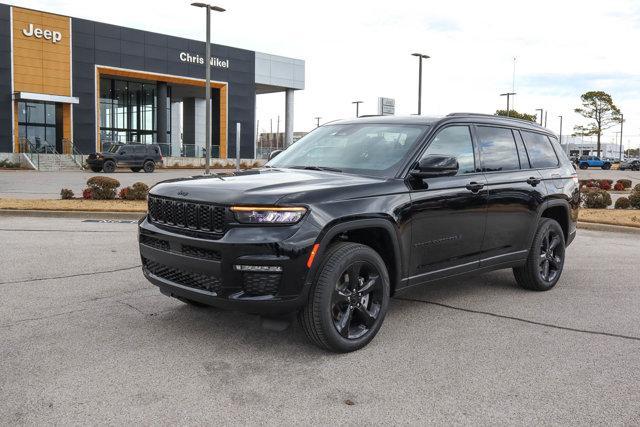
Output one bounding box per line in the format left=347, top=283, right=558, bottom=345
left=421, top=125, right=476, bottom=175
left=521, top=131, right=558, bottom=168
left=476, top=126, right=519, bottom=172
left=514, top=130, right=531, bottom=169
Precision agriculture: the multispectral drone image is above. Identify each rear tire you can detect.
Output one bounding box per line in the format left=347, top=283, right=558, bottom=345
left=143, top=160, right=155, bottom=173
left=579, top=162, right=588, bottom=169
left=102, top=160, right=116, bottom=173
left=299, top=242, right=390, bottom=353
left=130, top=167, right=142, bottom=172
left=513, top=218, right=566, bottom=291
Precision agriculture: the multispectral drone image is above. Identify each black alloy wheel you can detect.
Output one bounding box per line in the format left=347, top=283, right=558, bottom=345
left=331, top=261, right=384, bottom=340
left=143, top=160, right=155, bottom=173
left=102, top=160, right=116, bottom=173
left=299, top=242, right=390, bottom=352
left=538, top=227, right=564, bottom=284
left=513, top=218, right=566, bottom=291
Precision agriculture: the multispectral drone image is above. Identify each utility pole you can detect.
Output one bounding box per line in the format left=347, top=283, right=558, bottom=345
left=619, top=113, right=624, bottom=161
left=500, top=92, right=516, bottom=117
left=558, top=115, right=564, bottom=153
left=535, top=108, right=543, bottom=125
left=314, top=117, right=321, bottom=128
left=352, top=101, right=363, bottom=118
left=411, top=53, right=430, bottom=115
left=276, top=115, right=280, bottom=149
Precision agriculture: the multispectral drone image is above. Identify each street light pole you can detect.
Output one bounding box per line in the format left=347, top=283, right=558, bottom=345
left=558, top=115, right=565, bottom=153
left=535, top=108, right=543, bottom=125
left=500, top=92, right=516, bottom=117
left=352, top=101, right=363, bottom=118
left=411, top=53, right=430, bottom=115
left=619, top=113, right=624, bottom=162
left=191, top=2, right=225, bottom=175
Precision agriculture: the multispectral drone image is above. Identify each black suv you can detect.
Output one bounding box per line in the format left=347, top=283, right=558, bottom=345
left=138, top=114, right=579, bottom=352
left=87, top=143, right=163, bottom=173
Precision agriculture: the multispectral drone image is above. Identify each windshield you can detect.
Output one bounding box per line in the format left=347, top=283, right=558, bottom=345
left=266, top=123, right=429, bottom=177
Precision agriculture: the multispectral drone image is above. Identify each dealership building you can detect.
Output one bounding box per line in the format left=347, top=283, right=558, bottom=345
left=0, top=4, right=304, bottom=160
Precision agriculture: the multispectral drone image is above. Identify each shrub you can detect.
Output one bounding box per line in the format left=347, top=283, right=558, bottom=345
left=634, top=184, right=640, bottom=193
left=629, top=192, right=640, bottom=209
left=581, top=188, right=612, bottom=209
left=86, top=176, right=120, bottom=200
left=120, top=182, right=149, bottom=200
left=0, top=158, right=20, bottom=168
left=82, top=188, right=93, bottom=199
left=613, top=182, right=625, bottom=191
left=118, top=187, right=129, bottom=199
left=615, top=197, right=631, bottom=209
left=599, top=181, right=611, bottom=190
left=616, top=179, right=632, bottom=189
left=600, top=179, right=614, bottom=185
left=60, top=188, right=74, bottom=199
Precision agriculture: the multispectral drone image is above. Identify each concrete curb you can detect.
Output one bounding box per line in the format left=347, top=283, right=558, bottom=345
left=0, top=209, right=145, bottom=220
left=577, top=221, right=640, bottom=234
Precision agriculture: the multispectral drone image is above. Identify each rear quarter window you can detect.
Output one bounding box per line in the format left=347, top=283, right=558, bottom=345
left=521, top=131, right=559, bottom=168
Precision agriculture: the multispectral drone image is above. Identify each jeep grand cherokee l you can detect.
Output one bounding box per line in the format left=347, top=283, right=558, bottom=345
left=138, top=113, right=579, bottom=353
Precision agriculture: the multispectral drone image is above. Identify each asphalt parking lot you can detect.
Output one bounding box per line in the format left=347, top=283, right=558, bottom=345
left=1, top=216, right=639, bottom=424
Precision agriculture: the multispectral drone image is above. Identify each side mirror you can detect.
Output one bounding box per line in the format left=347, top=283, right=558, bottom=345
left=268, top=150, right=283, bottom=161
left=410, top=155, right=459, bottom=178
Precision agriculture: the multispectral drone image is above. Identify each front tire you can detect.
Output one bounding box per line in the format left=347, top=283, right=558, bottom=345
left=602, top=163, right=611, bottom=170
left=513, top=218, right=566, bottom=291
left=102, top=160, right=116, bottom=173
left=299, top=242, right=390, bottom=353
left=579, top=162, right=588, bottom=170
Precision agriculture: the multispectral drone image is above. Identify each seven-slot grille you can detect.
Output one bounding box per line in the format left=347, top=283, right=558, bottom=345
left=148, top=195, right=227, bottom=233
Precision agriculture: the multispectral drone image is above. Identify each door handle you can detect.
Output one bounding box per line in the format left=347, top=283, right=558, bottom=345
left=465, top=182, right=484, bottom=193
left=526, top=177, right=541, bottom=186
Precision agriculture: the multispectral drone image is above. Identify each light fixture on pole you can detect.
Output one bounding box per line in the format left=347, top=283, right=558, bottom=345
left=500, top=92, right=516, bottom=117
left=191, top=2, right=225, bottom=175
left=352, top=101, right=363, bottom=118
left=411, top=53, right=430, bottom=115
left=535, top=108, right=543, bottom=125
left=314, top=117, right=321, bottom=128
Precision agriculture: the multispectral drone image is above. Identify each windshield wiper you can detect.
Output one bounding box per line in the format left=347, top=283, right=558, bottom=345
left=289, top=165, right=343, bottom=173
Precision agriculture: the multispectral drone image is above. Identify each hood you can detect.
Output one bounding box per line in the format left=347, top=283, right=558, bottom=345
left=150, top=168, right=388, bottom=205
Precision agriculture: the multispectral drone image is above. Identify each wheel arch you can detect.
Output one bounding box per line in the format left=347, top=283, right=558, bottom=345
left=311, top=218, right=403, bottom=296
left=539, top=200, right=571, bottom=242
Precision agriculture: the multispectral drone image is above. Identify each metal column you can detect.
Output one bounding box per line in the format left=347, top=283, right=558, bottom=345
left=285, top=89, right=294, bottom=147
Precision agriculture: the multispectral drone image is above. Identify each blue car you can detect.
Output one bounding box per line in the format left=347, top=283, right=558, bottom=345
left=578, top=155, right=611, bottom=170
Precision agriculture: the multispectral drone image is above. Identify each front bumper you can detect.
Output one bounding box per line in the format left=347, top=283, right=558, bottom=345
left=138, top=216, right=319, bottom=315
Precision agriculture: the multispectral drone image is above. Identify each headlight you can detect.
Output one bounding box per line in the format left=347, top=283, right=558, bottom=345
left=230, top=206, right=307, bottom=224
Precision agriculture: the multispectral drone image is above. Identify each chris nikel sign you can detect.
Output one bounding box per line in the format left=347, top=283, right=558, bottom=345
left=22, top=23, right=62, bottom=44
left=179, top=52, right=230, bottom=68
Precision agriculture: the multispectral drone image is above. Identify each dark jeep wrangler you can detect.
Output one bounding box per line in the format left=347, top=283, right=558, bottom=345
left=87, top=143, right=163, bottom=173
left=138, top=114, right=579, bottom=352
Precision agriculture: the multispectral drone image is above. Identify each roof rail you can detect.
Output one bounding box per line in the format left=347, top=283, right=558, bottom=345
left=446, top=112, right=544, bottom=127
left=357, top=114, right=383, bottom=118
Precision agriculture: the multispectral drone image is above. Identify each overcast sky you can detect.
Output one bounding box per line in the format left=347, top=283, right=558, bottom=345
left=9, top=0, right=640, bottom=149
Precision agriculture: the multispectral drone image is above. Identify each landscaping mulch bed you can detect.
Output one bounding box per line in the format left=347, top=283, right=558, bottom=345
left=578, top=209, right=640, bottom=228
left=0, top=198, right=146, bottom=212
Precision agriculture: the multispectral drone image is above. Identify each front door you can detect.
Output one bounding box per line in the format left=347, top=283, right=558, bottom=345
left=408, top=125, right=488, bottom=284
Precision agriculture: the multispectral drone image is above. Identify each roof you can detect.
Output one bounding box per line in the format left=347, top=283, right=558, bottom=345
left=331, top=113, right=552, bottom=134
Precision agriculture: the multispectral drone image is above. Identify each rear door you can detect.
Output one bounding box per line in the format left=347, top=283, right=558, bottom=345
left=476, top=125, right=547, bottom=267
left=407, top=124, right=488, bottom=283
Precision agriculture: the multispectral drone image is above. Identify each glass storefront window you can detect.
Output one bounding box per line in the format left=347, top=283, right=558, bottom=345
left=17, top=101, right=57, bottom=152
left=99, top=78, right=171, bottom=153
